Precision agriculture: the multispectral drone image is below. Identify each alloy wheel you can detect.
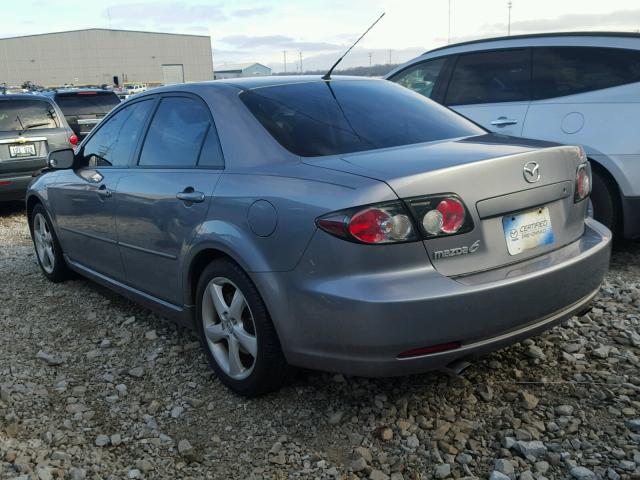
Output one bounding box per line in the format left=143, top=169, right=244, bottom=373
left=201, top=277, right=258, bottom=380
left=33, top=213, right=55, bottom=274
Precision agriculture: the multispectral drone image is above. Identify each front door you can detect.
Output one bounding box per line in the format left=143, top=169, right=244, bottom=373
left=444, top=48, right=531, bottom=137
left=115, top=94, right=225, bottom=305
left=50, top=98, right=155, bottom=280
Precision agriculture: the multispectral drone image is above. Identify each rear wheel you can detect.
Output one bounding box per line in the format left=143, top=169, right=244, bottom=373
left=589, top=169, right=619, bottom=234
left=30, top=204, right=71, bottom=282
left=195, top=259, right=290, bottom=396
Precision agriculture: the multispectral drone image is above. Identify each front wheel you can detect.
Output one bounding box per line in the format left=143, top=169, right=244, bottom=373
left=195, top=259, right=290, bottom=397
left=30, top=204, right=71, bottom=283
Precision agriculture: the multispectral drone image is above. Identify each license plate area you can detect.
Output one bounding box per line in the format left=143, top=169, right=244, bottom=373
left=9, top=143, right=37, bottom=158
left=502, top=206, right=555, bottom=256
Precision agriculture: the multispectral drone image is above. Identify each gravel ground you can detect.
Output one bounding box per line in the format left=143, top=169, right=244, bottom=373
left=1, top=201, right=639, bottom=480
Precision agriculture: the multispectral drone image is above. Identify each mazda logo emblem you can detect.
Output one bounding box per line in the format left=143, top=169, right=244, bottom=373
left=523, top=161, right=541, bottom=183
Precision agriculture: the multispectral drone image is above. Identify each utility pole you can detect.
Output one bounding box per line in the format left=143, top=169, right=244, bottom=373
left=447, top=0, right=451, bottom=44
left=299, top=51, right=302, bottom=73
left=507, top=1, right=512, bottom=36
left=388, top=49, right=392, bottom=65
left=368, top=52, right=372, bottom=67
left=283, top=50, right=287, bottom=73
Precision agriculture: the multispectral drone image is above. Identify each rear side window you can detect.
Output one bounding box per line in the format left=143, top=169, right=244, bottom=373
left=81, top=99, right=153, bottom=167
left=0, top=99, right=59, bottom=131
left=55, top=92, right=121, bottom=115
left=390, top=58, right=447, bottom=99
left=533, top=47, right=640, bottom=99
left=445, top=49, right=530, bottom=105
left=139, top=97, right=211, bottom=167
left=240, top=80, right=484, bottom=157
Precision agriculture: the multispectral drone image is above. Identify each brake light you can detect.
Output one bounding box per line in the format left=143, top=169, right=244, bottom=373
left=406, top=194, right=474, bottom=238
left=77, top=92, right=97, bottom=95
left=69, top=134, right=78, bottom=146
left=574, top=163, right=591, bottom=202
left=317, top=201, right=416, bottom=244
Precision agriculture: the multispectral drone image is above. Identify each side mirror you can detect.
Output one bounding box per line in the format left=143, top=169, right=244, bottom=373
left=47, top=148, right=75, bottom=169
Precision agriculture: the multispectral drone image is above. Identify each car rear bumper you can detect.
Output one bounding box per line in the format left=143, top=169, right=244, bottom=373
left=0, top=174, right=33, bottom=201
left=256, top=218, right=611, bottom=377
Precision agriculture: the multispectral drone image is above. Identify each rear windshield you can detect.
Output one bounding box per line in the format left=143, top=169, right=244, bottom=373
left=240, top=80, right=484, bottom=157
left=0, top=99, right=59, bottom=131
left=55, top=92, right=121, bottom=115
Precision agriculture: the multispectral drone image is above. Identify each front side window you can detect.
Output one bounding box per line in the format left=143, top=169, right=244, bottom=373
left=533, top=47, right=640, bottom=99
left=240, top=80, right=484, bottom=157
left=138, top=97, right=211, bottom=167
left=80, top=99, right=153, bottom=167
left=390, top=58, right=446, bottom=99
left=0, top=99, right=59, bottom=131
left=445, top=49, right=530, bottom=106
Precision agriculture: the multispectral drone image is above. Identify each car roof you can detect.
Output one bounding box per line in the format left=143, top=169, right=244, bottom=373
left=426, top=31, right=640, bottom=54
left=137, top=75, right=375, bottom=97
left=0, top=93, right=54, bottom=103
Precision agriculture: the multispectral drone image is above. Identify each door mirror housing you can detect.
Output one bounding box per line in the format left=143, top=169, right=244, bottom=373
left=47, top=149, right=75, bottom=169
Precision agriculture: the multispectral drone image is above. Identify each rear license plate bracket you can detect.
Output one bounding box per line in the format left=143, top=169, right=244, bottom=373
left=502, top=206, right=555, bottom=255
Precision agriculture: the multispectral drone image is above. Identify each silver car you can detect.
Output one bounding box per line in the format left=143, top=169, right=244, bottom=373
left=26, top=77, right=611, bottom=396
left=1, top=94, right=77, bottom=202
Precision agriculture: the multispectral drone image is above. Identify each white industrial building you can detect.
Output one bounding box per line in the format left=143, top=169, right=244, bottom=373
left=0, top=29, right=214, bottom=87
left=214, top=63, right=272, bottom=79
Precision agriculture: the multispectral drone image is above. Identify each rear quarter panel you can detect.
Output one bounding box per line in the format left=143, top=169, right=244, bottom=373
left=522, top=82, right=640, bottom=196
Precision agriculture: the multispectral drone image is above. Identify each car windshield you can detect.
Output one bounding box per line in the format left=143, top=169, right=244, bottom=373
left=55, top=92, right=121, bottom=115
left=0, top=99, right=59, bottom=131
left=240, top=79, right=484, bottom=157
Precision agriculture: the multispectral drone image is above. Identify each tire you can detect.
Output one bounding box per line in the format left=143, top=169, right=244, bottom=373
left=589, top=169, right=619, bottom=234
left=195, top=258, right=290, bottom=397
left=30, top=204, right=71, bottom=283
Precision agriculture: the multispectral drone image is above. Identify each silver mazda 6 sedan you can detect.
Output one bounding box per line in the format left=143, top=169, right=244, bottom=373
left=26, top=76, right=611, bottom=396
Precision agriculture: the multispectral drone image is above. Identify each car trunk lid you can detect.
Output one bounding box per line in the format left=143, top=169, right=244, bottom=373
left=304, top=135, right=587, bottom=277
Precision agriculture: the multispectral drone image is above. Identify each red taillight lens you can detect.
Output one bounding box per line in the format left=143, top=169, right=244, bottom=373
left=348, top=208, right=391, bottom=243
left=574, top=163, right=591, bottom=202
left=436, top=198, right=465, bottom=234
left=407, top=194, right=472, bottom=238
left=69, top=134, right=78, bottom=146
left=317, top=201, right=415, bottom=244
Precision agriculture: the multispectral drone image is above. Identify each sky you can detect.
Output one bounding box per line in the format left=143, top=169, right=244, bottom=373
left=4, top=0, right=640, bottom=72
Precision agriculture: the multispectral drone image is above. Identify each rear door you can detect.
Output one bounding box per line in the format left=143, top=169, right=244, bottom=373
left=55, top=91, right=121, bottom=139
left=115, top=94, right=224, bottom=305
left=49, top=98, right=155, bottom=281
left=444, top=48, right=532, bottom=136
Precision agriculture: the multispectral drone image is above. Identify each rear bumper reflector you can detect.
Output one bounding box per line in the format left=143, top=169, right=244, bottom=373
left=397, top=341, right=461, bottom=359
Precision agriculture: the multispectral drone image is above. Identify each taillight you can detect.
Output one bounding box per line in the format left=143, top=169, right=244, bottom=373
left=574, top=162, right=591, bottom=203
left=317, top=201, right=416, bottom=244
left=69, top=134, right=78, bottom=146
left=406, top=194, right=474, bottom=238
left=317, top=194, right=474, bottom=244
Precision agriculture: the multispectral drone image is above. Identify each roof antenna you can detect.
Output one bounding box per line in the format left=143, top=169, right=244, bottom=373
left=322, top=12, right=385, bottom=81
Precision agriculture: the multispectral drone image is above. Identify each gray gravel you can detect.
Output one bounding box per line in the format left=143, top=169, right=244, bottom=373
left=1, top=202, right=640, bottom=480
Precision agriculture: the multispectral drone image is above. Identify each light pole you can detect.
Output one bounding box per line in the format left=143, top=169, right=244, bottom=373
left=447, top=0, right=451, bottom=44
left=299, top=51, right=302, bottom=72
left=507, top=1, right=512, bottom=36
left=283, top=50, right=287, bottom=73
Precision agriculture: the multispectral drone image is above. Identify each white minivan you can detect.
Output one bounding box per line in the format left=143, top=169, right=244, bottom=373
left=387, top=32, right=640, bottom=239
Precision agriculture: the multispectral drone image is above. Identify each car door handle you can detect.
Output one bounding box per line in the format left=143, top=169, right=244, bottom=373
left=176, top=189, right=205, bottom=203
left=97, top=185, right=112, bottom=198
left=490, top=117, right=519, bottom=126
